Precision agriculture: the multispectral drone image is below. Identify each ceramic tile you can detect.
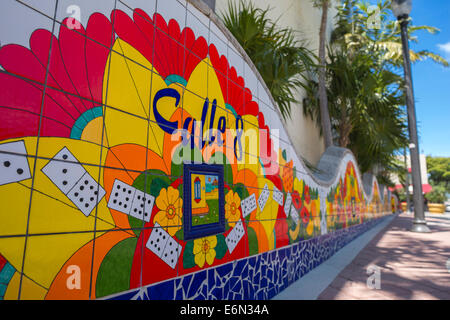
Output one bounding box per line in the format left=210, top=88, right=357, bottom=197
left=56, top=0, right=116, bottom=27
left=156, top=0, right=186, bottom=29
left=17, top=0, right=56, bottom=18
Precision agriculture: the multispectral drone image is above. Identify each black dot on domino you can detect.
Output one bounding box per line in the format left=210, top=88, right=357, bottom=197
left=17, top=168, right=24, bottom=175
left=3, top=161, right=11, bottom=167
left=62, top=154, right=68, bottom=160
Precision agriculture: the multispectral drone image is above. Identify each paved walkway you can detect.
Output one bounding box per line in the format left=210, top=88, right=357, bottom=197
left=274, top=212, right=450, bottom=300
left=318, top=212, right=450, bottom=300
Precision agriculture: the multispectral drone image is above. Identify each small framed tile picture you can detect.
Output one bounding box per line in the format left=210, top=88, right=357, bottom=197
left=183, top=163, right=225, bottom=240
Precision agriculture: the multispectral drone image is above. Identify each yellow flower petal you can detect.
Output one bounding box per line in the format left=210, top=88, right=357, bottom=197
left=233, top=193, right=241, bottom=207
left=225, top=190, right=233, bottom=204
left=156, top=188, right=169, bottom=210
left=174, top=197, right=183, bottom=211
left=195, top=252, right=206, bottom=268
left=306, top=220, right=314, bottom=235
left=167, top=186, right=179, bottom=205
left=167, top=216, right=177, bottom=227
left=206, top=236, right=217, bottom=248
left=193, top=239, right=203, bottom=255
left=167, top=225, right=178, bottom=236
left=225, top=204, right=231, bottom=218
left=153, top=210, right=168, bottom=227
left=205, top=249, right=216, bottom=266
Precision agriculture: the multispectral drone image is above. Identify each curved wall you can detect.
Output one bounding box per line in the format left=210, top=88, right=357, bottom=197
left=0, top=0, right=396, bottom=300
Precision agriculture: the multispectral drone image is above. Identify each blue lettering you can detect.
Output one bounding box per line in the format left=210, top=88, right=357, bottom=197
left=153, top=88, right=180, bottom=134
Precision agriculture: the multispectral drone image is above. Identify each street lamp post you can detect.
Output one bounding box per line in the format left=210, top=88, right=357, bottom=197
left=403, top=147, right=411, bottom=213
left=391, top=0, right=430, bottom=233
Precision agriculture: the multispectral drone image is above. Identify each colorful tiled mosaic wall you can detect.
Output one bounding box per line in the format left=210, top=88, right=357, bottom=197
left=105, top=217, right=387, bottom=300
left=0, top=0, right=397, bottom=300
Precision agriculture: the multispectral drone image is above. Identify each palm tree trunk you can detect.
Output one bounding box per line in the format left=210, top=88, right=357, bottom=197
left=318, top=0, right=333, bottom=148
left=338, top=99, right=352, bottom=148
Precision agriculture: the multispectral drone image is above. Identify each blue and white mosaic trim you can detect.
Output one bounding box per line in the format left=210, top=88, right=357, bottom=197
left=105, top=217, right=387, bottom=300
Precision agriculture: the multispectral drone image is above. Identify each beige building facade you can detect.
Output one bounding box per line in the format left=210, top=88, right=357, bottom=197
left=214, top=0, right=340, bottom=165
left=391, top=154, right=431, bottom=193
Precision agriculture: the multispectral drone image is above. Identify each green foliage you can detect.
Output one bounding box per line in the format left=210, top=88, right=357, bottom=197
left=247, top=225, right=259, bottom=256
left=425, top=186, right=447, bottom=204
left=133, top=169, right=172, bottom=197
left=302, top=0, right=448, bottom=181
left=332, top=0, right=449, bottom=68
left=183, top=241, right=196, bottom=269
left=396, top=188, right=406, bottom=202
left=96, top=237, right=138, bottom=298
left=192, top=199, right=220, bottom=226
left=221, top=0, right=315, bottom=119
left=182, top=235, right=228, bottom=269
left=215, top=235, right=228, bottom=260
left=426, top=156, right=450, bottom=193
left=302, top=45, right=408, bottom=174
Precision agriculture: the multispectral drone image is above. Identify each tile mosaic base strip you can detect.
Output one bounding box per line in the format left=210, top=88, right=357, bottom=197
left=105, top=216, right=388, bottom=300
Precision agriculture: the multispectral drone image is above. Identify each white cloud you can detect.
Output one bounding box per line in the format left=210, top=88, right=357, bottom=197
left=438, top=42, right=450, bottom=58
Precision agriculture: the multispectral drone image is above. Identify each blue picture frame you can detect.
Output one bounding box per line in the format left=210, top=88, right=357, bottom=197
left=183, top=163, right=225, bottom=240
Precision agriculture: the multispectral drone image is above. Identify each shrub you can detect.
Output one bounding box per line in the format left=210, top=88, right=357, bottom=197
left=425, top=186, right=447, bottom=204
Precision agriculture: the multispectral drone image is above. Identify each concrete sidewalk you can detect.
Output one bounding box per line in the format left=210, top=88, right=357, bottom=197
left=317, top=212, right=450, bottom=300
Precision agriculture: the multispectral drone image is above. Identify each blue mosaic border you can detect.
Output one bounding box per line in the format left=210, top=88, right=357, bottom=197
left=105, top=216, right=388, bottom=300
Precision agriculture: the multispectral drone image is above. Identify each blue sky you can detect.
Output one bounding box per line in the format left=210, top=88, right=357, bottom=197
left=364, top=0, right=450, bottom=157
left=407, top=0, right=450, bottom=157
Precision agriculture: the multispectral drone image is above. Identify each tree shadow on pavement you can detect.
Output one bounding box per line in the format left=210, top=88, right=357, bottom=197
left=318, top=213, right=450, bottom=300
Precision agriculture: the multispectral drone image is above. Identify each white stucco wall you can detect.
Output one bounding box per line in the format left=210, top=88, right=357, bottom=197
left=391, top=154, right=430, bottom=186
left=214, top=0, right=339, bottom=165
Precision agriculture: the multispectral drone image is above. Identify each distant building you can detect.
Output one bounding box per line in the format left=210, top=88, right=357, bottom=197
left=390, top=154, right=432, bottom=195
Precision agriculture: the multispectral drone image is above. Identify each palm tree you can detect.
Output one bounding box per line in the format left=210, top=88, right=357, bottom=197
left=302, top=0, right=448, bottom=183
left=332, top=0, right=449, bottom=68
left=303, top=46, right=409, bottom=172
left=312, top=0, right=334, bottom=148
left=220, top=0, right=315, bottom=120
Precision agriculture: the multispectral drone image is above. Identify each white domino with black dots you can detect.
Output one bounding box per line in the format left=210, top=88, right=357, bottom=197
left=107, top=178, right=155, bottom=223
left=0, top=140, right=32, bottom=186
left=41, top=147, right=105, bottom=217
left=146, top=222, right=182, bottom=269
left=225, top=220, right=245, bottom=254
